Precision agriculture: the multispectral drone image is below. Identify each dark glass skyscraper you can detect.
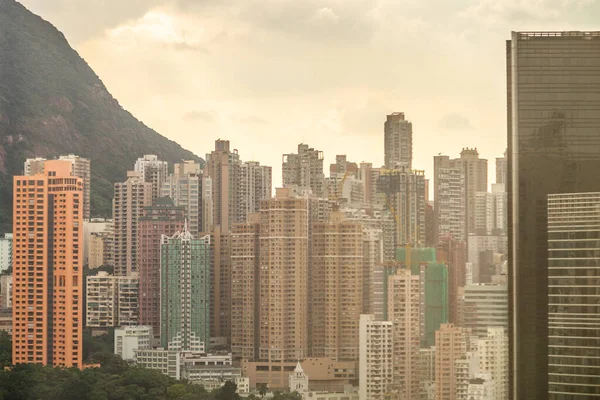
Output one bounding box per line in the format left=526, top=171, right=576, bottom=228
left=507, top=31, right=600, bottom=399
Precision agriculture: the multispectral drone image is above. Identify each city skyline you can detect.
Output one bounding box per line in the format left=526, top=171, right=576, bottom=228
left=16, top=0, right=583, bottom=189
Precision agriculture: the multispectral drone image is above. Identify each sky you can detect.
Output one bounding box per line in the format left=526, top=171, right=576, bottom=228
left=18, top=0, right=600, bottom=190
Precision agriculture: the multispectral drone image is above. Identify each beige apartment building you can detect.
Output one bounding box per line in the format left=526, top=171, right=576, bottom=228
left=359, top=314, right=394, bottom=400
left=282, top=143, right=325, bottom=197
left=112, top=171, right=152, bottom=276
left=204, top=140, right=240, bottom=231
left=435, top=324, right=469, bottom=400
left=230, top=189, right=308, bottom=371
left=387, top=269, right=421, bottom=400
left=311, top=212, right=363, bottom=361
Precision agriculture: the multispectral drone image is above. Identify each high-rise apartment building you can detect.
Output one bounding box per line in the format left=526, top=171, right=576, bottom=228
left=495, top=150, right=506, bottom=185
left=25, top=155, right=91, bottom=220
left=161, top=167, right=203, bottom=236
left=384, top=112, right=413, bottom=169
left=282, top=143, right=325, bottom=197
left=138, top=197, right=185, bottom=341
left=435, top=324, right=468, bottom=400
left=547, top=192, right=600, bottom=397
left=113, top=171, right=152, bottom=276
left=134, top=155, right=169, bottom=203
left=259, top=188, right=308, bottom=362
left=434, top=150, right=487, bottom=238
left=204, top=140, right=240, bottom=231
left=437, top=235, right=467, bottom=325
left=230, top=214, right=260, bottom=360
left=209, top=225, right=231, bottom=343
left=87, top=232, right=106, bottom=269
left=0, top=233, right=12, bottom=273
left=418, top=347, right=436, bottom=400
left=359, top=314, right=394, bottom=400
left=86, top=271, right=118, bottom=329
left=85, top=272, right=139, bottom=328
left=506, top=31, right=600, bottom=399
left=236, top=161, right=272, bottom=224
left=160, top=228, right=211, bottom=351
left=12, top=160, right=83, bottom=368
left=311, top=213, right=363, bottom=361
left=377, top=167, right=427, bottom=247
left=433, top=156, right=466, bottom=243
left=362, top=228, right=383, bottom=314
left=477, top=327, right=508, bottom=400
left=387, top=269, right=420, bottom=400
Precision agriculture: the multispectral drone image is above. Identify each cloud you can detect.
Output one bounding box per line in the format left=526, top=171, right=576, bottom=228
left=461, top=0, right=596, bottom=24
left=183, top=110, right=216, bottom=123
left=439, top=113, right=474, bottom=131
left=231, top=115, right=269, bottom=125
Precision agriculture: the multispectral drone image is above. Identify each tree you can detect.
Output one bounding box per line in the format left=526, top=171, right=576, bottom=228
left=0, top=331, right=11, bottom=368
left=258, top=384, right=268, bottom=399
left=215, top=381, right=240, bottom=400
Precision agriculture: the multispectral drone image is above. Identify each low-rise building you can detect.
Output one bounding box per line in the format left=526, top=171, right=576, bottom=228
left=135, top=348, right=181, bottom=379
left=0, top=274, right=12, bottom=309
left=114, top=326, right=152, bottom=362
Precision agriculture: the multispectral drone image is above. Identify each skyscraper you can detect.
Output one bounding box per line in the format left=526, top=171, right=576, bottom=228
left=259, top=188, right=308, bottom=362
left=236, top=160, right=272, bottom=224
left=495, top=150, right=507, bottom=185
left=230, top=214, right=260, bottom=360
left=134, top=154, right=169, bottom=204
left=160, top=227, right=211, bottom=352
left=359, top=314, right=394, bottom=400
left=12, top=160, right=83, bottom=368
left=25, top=155, right=91, bottom=220
left=113, top=171, right=152, bottom=276
left=138, top=197, right=185, bottom=342
left=433, top=155, right=465, bottom=243
left=161, top=163, right=203, bottom=236
left=311, top=212, right=363, bottom=361
left=282, top=143, right=325, bottom=197
left=205, top=140, right=240, bottom=231
left=507, top=31, right=600, bottom=399
left=387, top=269, right=420, bottom=400
left=208, top=225, right=231, bottom=343
left=437, top=235, right=467, bottom=325
left=435, top=324, right=468, bottom=400
left=547, top=192, right=600, bottom=396
left=384, top=112, right=413, bottom=169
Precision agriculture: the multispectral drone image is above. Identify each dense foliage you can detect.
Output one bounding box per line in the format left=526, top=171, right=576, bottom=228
left=0, top=0, right=202, bottom=232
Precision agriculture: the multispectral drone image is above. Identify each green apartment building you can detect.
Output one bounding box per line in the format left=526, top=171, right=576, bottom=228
left=160, top=226, right=211, bottom=351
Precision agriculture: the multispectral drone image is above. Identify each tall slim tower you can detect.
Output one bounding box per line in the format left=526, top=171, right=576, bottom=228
left=282, top=143, right=325, bottom=197
left=138, top=197, right=185, bottom=342
left=160, top=227, right=211, bottom=351
left=387, top=269, right=420, bottom=400
left=359, top=314, right=394, bottom=400
left=507, top=31, right=600, bottom=400
left=259, top=188, right=308, bottom=362
left=433, top=155, right=466, bottom=243
left=12, top=160, right=83, bottom=368
left=204, top=140, right=240, bottom=232
left=230, top=214, right=261, bottom=360
left=495, top=150, right=507, bottom=185
left=384, top=112, right=413, bottom=169
left=311, top=212, right=363, bottom=361
left=134, top=155, right=169, bottom=204
left=113, top=171, right=152, bottom=276
left=236, top=161, right=272, bottom=224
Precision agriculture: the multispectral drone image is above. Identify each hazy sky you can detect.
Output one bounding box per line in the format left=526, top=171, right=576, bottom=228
left=19, top=0, right=600, bottom=188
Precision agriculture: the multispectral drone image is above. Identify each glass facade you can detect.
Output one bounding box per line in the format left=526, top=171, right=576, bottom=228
left=547, top=193, right=600, bottom=397
left=508, top=31, right=600, bottom=399
left=160, top=230, right=211, bottom=352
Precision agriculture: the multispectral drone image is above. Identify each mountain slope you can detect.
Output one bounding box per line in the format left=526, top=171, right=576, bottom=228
left=0, top=0, right=202, bottom=232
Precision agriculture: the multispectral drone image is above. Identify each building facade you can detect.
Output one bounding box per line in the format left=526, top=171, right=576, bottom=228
left=138, top=198, right=185, bottom=341
left=506, top=31, right=600, bottom=399
left=282, top=143, right=325, bottom=197
left=462, top=284, right=508, bottom=338
left=0, top=233, right=12, bottom=273
left=547, top=192, right=600, bottom=397
left=134, top=155, right=169, bottom=204
left=435, top=324, right=468, bottom=400
left=236, top=160, right=272, bottom=224
left=114, top=325, right=152, bottom=362
left=359, top=314, right=394, bottom=400
left=384, top=112, right=413, bottom=169
left=204, top=140, right=240, bottom=231
left=160, top=228, right=211, bottom=351
left=311, top=213, right=363, bottom=361
left=113, top=171, right=152, bottom=276
left=12, top=160, right=83, bottom=368
left=433, top=155, right=466, bottom=243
